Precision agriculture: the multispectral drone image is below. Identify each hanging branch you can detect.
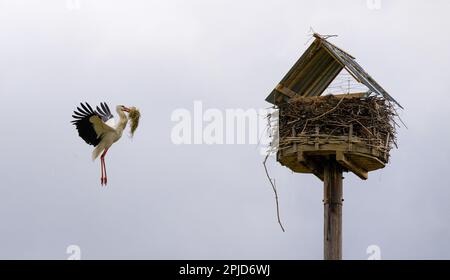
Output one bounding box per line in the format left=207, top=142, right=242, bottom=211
left=263, top=154, right=285, bottom=232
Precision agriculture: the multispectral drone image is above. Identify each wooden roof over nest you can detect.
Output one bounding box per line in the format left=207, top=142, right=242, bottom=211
left=266, top=33, right=403, bottom=109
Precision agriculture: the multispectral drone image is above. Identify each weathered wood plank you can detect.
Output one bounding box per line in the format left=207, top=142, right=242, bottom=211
left=324, top=158, right=343, bottom=260
left=298, top=152, right=324, bottom=181
left=275, top=84, right=298, bottom=98
left=336, top=151, right=368, bottom=180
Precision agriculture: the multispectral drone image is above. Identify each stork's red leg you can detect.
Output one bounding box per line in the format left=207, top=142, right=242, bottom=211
left=103, top=154, right=108, bottom=185
left=100, top=156, right=105, bottom=186
left=100, top=149, right=106, bottom=186
left=100, top=148, right=109, bottom=186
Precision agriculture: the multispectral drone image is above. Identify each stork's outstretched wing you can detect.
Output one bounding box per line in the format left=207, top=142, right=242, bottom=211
left=96, top=102, right=114, bottom=123
left=71, top=102, right=115, bottom=146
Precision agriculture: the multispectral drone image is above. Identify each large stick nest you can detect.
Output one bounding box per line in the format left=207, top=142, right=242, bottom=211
left=278, top=95, right=398, bottom=154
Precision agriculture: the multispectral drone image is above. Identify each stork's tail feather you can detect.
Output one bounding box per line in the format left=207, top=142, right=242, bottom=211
left=92, top=144, right=104, bottom=161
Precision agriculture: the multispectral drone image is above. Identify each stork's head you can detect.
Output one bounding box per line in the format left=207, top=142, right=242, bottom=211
left=120, top=105, right=131, bottom=113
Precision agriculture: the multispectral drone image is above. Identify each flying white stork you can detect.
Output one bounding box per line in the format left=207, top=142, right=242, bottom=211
left=71, top=102, right=131, bottom=186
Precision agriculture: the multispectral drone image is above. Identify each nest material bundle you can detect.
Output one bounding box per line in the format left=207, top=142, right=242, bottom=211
left=278, top=95, right=397, bottom=152
left=128, top=107, right=140, bottom=137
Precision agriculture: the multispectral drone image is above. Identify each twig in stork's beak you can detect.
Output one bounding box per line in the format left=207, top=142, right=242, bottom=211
left=121, top=106, right=131, bottom=112
left=128, top=106, right=140, bottom=137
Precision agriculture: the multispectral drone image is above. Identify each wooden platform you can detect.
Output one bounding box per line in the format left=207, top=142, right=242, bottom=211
left=277, top=135, right=388, bottom=180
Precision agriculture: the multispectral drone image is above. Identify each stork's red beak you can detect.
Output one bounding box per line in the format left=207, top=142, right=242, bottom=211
left=122, top=106, right=130, bottom=112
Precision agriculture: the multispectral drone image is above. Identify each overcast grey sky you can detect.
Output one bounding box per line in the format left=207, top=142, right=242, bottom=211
left=0, top=0, right=449, bottom=259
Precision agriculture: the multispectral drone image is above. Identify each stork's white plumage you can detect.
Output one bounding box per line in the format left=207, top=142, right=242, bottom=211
left=71, top=102, right=131, bottom=186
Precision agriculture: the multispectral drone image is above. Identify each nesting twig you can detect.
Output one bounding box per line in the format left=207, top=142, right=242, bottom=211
left=128, top=107, right=140, bottom=137
left=300, top=95, right=345, bottom=134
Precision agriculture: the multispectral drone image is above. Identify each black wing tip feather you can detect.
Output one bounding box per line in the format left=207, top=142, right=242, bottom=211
left=71, top=102, right=95, bottom=123
left=80, top=102, right=95, bottom=114
left=101, top=102, right=110, bottom=114
left=96, top=101, right=113, bottom=122
left=71, top=102, right=102, bottom=146
left=71, top=101, right=113, bottom=122
left=71, top=101, right=114, bottom=146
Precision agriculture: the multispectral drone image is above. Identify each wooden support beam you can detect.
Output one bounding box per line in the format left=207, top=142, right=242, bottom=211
left=315, top=126, right=320, bottom=150
left=298, top=152, right=324, bottom=181
left=324, top=157, right=343, bottom=260
left=273, top=91, right=366, bottom=105
left=275, top=84, right=297, bottom=98
left=291, top=92, right=366, bottom=102
left=333, top=92, right=366, bottom=99
left=350, top=152, right=386, bottom=170
left=336, top=151, right=368, bottom=180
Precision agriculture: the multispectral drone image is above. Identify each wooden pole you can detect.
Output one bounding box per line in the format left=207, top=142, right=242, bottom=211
left=323, top=156, right=343, bottom=260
